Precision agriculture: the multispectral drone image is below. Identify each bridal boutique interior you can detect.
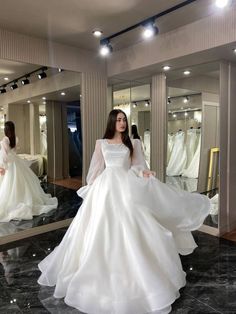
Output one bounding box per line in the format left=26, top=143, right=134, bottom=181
left=0, top=59, right=83, bottom=244
left=1, top=0, right=236, bottom=313
left=166, top=62, right=220, bottom=229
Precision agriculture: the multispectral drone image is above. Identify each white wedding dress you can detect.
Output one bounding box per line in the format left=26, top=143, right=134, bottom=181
left=0, top=136, right=58, bottom=222
left=38, top=139, right=210, bottom=314
left=166, top=131, right=187, bottom=176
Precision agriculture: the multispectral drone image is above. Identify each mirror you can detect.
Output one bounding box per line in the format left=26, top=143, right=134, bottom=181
left=111, top=78, right=151, bottom=167
left=166, top=62, right=220, bottom=229
left=0, top=60, right=82, bottom=242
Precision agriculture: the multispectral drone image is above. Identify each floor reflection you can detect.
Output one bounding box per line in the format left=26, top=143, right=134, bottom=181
left=0, top=229, right=236, bottom=313
left=0, top=183, right=82, bottom=238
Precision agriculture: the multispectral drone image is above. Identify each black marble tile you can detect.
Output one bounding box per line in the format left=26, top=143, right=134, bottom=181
left=171, top=292, right=222, bottom=313
left=0, top=230, right=236, bottom=313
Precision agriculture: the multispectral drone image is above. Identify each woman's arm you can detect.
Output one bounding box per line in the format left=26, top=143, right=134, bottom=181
left=86, top=139, right=105, bottom=185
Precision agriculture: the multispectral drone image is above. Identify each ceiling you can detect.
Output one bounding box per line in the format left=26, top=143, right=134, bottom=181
left=0, top=0, right=226, bottom=51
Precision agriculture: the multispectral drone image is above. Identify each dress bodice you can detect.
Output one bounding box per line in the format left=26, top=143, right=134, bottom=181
left=102, top=140, right=131, bottom=170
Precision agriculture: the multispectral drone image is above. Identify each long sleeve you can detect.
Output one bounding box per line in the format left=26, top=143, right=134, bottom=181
left=0, top=137, right=10, bottom=169
left=131, top=139, right=148, bottom=177
left=86, top=139, right=105, bottom=185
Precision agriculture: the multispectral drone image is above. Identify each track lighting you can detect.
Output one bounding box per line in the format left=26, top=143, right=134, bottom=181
left=10, top=81, right=18, bottom=90
left=133, top=102, right=137, bottom=108
left=99, top=40, right=113, bottom=56
left=38, top=69, right=47, bottom=79
left=21, top=77, right=30, bottom=85
left=142, top=20, right=159, bottom=39
left=145, top=100, right=150, bottom=107
left=98, top=0, right=198, bottom=56
left=183, top=96, right=189, bottom=103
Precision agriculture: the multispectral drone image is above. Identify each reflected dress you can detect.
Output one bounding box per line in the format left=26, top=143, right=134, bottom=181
left=0, top=136, right=58, bottom=222
left=38, top=139, right=210, bottom=314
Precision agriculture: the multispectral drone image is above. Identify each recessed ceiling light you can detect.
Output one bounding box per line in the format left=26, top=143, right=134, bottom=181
left=215, top=0, right=230, bottom=8
left=61, top=92, right=66, bottom=96
left=92, top=29, right=103, bottom=37
left=4, top=77, right=9, bottom=81
left=163, top=65, right=171, bottom=71
left=183, top=70, right=191, bottom=75
left=42, top=96, right=46, bottom=100
left=27, top=100, right=31, bottom=103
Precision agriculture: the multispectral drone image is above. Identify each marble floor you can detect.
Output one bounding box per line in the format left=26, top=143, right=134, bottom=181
left=0, top=229, right=235, bottom=313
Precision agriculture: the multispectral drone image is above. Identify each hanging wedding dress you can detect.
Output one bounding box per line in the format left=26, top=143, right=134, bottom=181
left=185, top=128, right=197, bottom=168
left=167, top=133, right=175, bottom=164
left=182, top=134, right=201, bottom=179
left=0, top=136, right=58, bottom=222
left=38, top=139, right=210, bottom=314
left=166, top=131, right=187, bottom=176
left=143, top=130, right=150, bottom=166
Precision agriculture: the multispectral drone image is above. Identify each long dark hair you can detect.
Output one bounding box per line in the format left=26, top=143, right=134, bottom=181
left=103, top=109, right=133, bottom=156
left=4, top=121, right=16, bottom=148
left=131, top=124, right=140, bottom=139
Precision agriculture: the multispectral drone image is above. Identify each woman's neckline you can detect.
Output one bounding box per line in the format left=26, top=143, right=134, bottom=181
left=105, top=139, right=123, bottom=145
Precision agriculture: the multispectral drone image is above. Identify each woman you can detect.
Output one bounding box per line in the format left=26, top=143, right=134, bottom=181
left=38, top=110, right=210, bottom=314
left=131, top=124, right=141, bottom=139
left=0, top=121, right=58, bottom=222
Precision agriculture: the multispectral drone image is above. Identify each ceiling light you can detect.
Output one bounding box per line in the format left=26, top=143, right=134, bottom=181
left=184, top=112, right=188, bottom=116
left=163, top=65, right=171, bottom=71
left=61, top=92, right=66, bottom=96
left=133, top=102, right=137, bottom=108
left=38, top=68, right=47, bottom=80
left=21, top=77, right=30, bottom=85
left=4, top=77, right=9, bottom=81
left=173, top=114, right=177, bottom=118
left=183, top=96, right=189, bottom=103
left=27, top=100, right=31, bottom=103
left=58, top=68, right=63, bottom=72
left=42, top=96, right=46, bottom=100
left=43, top=101, right=46, bottom=105
left=215, top=0, right=230, bottom=8
left=99, top=40, right=113, bottom=56
left=0, top=88, right=6, bottom=94
left=10, top=82, right=18, bottom=90
left=183, top=70, right=191, bottom=75
left=92, top=29, right=103, bottom=37
left=142, top=21, right=159, bottom=39
left=233, top=48, right=236, bottom=54
left=145, top=100, right=150, bottom=107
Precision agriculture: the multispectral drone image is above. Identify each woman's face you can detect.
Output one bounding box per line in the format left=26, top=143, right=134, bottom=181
left=115, top=112, right=127, bottom=133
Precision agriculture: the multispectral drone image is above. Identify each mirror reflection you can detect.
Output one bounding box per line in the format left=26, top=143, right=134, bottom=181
left=112, top=79, right=151, bottom=168
left=0, top=60, right=82, bottom=239
left=166, top=62, right=220, bottom=228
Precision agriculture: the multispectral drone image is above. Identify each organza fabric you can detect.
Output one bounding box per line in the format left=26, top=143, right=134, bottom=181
left=0, top=136, right=58, bottom=222
left=38, top=139, right=210, bottom=314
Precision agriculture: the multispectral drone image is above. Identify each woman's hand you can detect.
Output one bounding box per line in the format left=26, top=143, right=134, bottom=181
left=0, top=168, right=5, bottom=176
left=143, top=170, right=156, bottom=178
